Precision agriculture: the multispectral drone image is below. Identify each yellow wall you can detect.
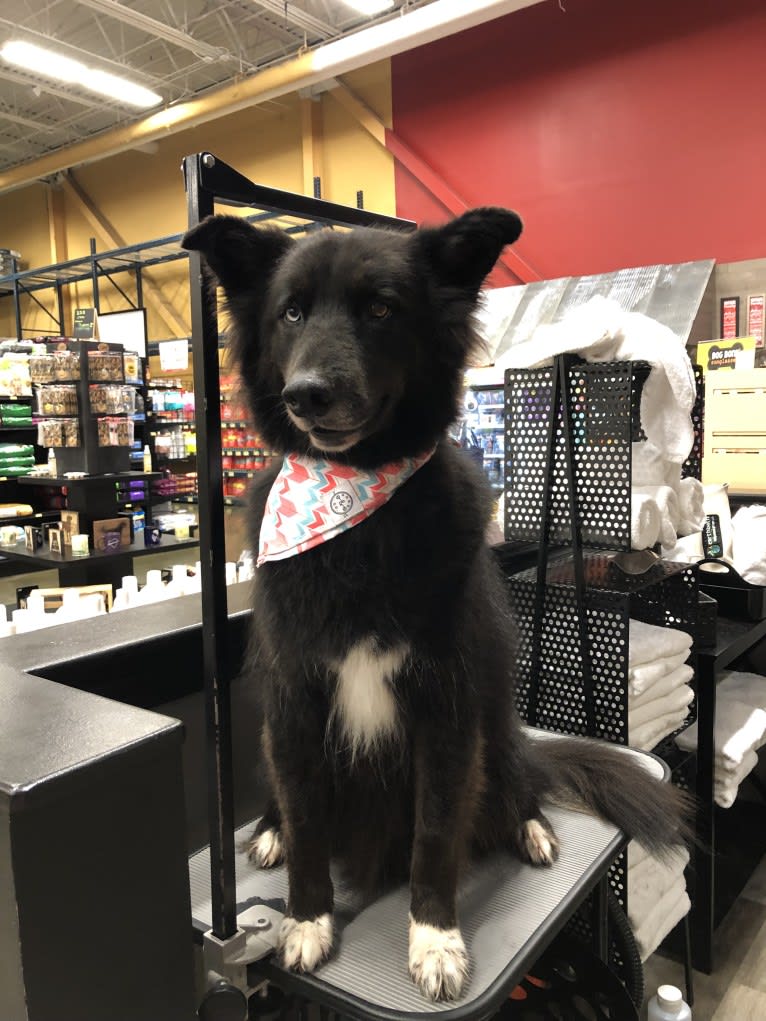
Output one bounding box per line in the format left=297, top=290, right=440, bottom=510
left=0, top=62, right=395, bottom=341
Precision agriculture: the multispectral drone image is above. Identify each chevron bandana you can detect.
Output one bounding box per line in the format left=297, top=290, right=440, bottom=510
left=257, top=449, right=435, bottom=566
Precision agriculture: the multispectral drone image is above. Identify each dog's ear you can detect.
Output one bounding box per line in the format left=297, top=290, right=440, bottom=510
left=181, top=214, right=293, bottom=297
left=415, top=207, right=523, bottom=293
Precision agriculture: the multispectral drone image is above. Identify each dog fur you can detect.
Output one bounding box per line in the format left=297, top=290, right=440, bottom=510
left=182, top=209, right=689, bottom=1002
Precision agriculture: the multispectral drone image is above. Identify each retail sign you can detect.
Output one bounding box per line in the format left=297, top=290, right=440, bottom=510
left=73, top=307, right=97, bottom=339
left=719, top=297, right=739, bottom=339
left=747, top=294, right=765, bottom=348
left=697, top=336, right=756, bottom=374
left=159, top=338, right=189, bottom=372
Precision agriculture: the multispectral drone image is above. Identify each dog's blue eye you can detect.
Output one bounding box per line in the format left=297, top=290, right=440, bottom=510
left=283, top=305, right=302, bottom=323
left=369, top=301, right=390, bottom=319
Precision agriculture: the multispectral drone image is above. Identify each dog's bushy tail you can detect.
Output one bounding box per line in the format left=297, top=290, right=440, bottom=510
left=532, top=735, right=693, bottom=859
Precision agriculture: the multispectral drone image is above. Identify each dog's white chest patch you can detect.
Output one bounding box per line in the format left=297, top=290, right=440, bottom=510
left=331, top=638, right=408, bottom=757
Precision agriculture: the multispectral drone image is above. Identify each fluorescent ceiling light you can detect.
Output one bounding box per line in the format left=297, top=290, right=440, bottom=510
left=343, top=1, right=396, bottom=15
left=313, top=0, right=540, bottom=72
left=0, top=40, right=162, bottom=109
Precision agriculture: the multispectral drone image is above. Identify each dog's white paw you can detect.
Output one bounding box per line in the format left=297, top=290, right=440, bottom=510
left=520, top=817, right=560, bottom=866
left=279, top=914, right=333, bottom=972
left=408, top=917, right=469, bottom=1001
left=247, top=828, right=284, bottom=868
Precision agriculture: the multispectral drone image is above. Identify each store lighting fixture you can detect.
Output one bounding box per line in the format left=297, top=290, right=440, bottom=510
left=343, top=1, right=396, bottom=15
left=0, top=40, right=162, bottom=109
left=313, top=0, right=539, bottom=72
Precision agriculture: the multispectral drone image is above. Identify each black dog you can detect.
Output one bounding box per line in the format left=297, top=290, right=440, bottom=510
left=182, top=210, right=688, bottom=1001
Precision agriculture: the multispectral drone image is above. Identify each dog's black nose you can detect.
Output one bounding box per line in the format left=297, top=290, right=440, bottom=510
left=282, top=376, right=334, bottom=419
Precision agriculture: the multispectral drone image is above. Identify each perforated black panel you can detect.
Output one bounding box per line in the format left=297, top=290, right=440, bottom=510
left=682, top=365, right=704, bottom=481
left=504, top=361, right=651, bottom=550
left=508, top=555, right=698, bottom=746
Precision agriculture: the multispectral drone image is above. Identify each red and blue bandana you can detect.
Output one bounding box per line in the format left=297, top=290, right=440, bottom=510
left=257, top=449, right=435, bottom=566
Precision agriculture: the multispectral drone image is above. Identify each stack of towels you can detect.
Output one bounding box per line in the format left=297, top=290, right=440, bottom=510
left=628, top=842, right=690, bottom=961
left=628, top=619, right=694, bottom=751
left=630, top=440, right=706, bottom=550
left=676, top=670, right=766, bottom=807
left=663, top=484, right=766, bottom=586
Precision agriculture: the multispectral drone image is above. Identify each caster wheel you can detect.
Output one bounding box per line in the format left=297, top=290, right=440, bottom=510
left=248, top=984, right=285, bottom=1019
left=198, top=980, right=248, bottom=1021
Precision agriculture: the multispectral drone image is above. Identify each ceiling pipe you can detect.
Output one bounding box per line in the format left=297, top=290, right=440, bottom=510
left=0, top=0, right=547, bottom=195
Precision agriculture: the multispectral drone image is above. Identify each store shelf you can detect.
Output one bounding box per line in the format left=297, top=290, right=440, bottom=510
left=223, top=469, right=268, bottom=478
left=222, top=446, right=272, bottom=455
left=223, top=496, right=246, bottom=507
left=221, top=420, right=251, bottom=428
left=168, top=494, right=199, bottom=505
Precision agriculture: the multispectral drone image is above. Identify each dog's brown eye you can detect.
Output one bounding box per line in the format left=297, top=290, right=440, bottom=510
left=283, top=305, right=302, bottom=323
left=369, top=301, right=390, bottom=319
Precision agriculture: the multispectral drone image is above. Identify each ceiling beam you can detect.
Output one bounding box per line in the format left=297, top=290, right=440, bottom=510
left=0, top=106, right=57, bottom=132
left=0, top=66, right=113, bottom=110
left=73, top=0, right=232, bottom=62
left=252, top=0, right=338, bottom=39
left=61, top=170, right=190, bottom=338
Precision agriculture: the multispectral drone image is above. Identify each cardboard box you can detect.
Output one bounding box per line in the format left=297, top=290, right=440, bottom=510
left=92, top=517, right=131, bottom=551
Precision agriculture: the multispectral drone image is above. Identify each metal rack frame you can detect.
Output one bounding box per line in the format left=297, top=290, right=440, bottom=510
left=182, top=150, right=413, bottom=948
left=0, top=232, right=190, bottom=338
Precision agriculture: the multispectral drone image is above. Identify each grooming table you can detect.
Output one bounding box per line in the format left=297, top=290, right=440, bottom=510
left=189, top=741, right=666, bottom=1020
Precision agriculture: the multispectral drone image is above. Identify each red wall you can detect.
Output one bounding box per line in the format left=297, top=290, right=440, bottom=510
left=391, top=0, right=766, bottom=282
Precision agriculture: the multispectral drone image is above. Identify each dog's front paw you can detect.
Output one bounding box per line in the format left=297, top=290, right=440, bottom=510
left=408, top=917, right=469, bottom=1001
left=279, top=914, right=333, bottom=972
left=246, top=827, right=284, bottom=868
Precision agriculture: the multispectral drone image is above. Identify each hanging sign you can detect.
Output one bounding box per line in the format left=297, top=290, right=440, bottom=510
left=719, top=297, right=739, bottom=340
left=159, top=338, right=189, bottom=372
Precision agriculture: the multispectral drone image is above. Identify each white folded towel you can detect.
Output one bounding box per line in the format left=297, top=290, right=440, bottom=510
left=631, top=441, right=675, bottom=487
left=631, top=492, right=661, bottom=549
left=630, top=662, right=694, bottom=707
left=717, top=670, right=766, bottom=713
left=676, top=695, right=766, bottom=768
left=676, top=477, right=705, bottom=536
left=633, top=485, right=680, bottom=546
left=629, top=652, right=691, bottom=697
left=662, top=530, right=704, bottom=564
left=496, top=296, right=697, bottom=464
left=631, top=708, right=690, bottom=751
left=629, top=681, right=694, bottom=729
left=715, top=748, right=759, bottom=809
left=732, top=505, right=766, bottom=585
left=629, top=619, right=693, bottom=667
left=628, top=839, right=651, bottom=872
left=628, top=847, right=690, bottom=926
left=633, top=883, right=691, bottom=962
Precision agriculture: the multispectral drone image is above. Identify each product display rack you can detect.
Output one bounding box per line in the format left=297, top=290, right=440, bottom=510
left=31, top=339, right=142, bottom=475
left=503, top=353, right=699, bottom=993
left=0, top=233, right=189, bottom=340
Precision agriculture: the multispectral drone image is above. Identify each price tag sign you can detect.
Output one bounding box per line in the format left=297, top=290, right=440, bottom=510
left=73, top=307, right=97, bottom=339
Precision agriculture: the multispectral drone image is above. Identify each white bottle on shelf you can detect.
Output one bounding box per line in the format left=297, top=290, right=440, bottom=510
left=121, top=575, right=139, bottom=606
left=166, top=564, right=190, bottom=598
left=139, top=569, right=168, bottom=605
left=25, top=590, right=51, bottom=629
left=12, top=608, right=32, bottom=633
left=47, top=447, right=57, bottom=477
left=647, top=985, right=691, bottom=1021
left=143, top=444, right=152, bottom=473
